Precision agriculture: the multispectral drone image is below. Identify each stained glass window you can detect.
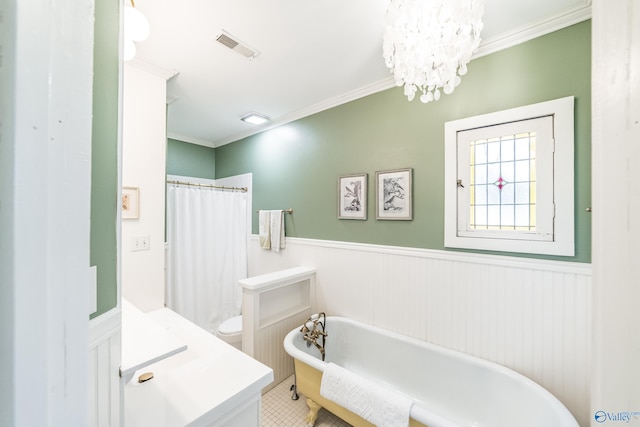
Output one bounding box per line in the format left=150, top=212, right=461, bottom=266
left=468, top=133, right=536, bottom=231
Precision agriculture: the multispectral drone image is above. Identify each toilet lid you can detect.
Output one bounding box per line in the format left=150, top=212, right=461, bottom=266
left=218, top=315, right=242, bottom=334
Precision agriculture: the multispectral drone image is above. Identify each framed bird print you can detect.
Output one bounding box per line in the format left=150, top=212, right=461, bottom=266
left=375, top=168, right=412, bottom=220
left=338, top=173, right=367, bottom=220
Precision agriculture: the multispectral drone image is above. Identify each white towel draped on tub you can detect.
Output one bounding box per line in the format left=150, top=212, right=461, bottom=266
left=258, top=210, right=286, bottom=252
left=320, top=362, right=413, bottom=427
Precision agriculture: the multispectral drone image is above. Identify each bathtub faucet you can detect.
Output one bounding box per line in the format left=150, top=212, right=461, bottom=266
left=300, top=312, right=327, bottom=361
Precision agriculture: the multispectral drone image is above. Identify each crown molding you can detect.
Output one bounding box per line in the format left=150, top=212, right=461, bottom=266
left=126, top=57, right=179, bottom=81
left=209, top=2, right=592, bottom=148
left=212, top=78, right=395, bottom=147
left=475, top=1, right=592, bottom=58
left=167, top=132, right=216, bottom=148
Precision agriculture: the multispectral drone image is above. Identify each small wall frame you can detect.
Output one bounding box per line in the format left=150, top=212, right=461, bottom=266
left=122, top=186, right=139, bottom=219
left=338, top=173, right=367, bottom=220
left=375, top=168, right=413, bottom=220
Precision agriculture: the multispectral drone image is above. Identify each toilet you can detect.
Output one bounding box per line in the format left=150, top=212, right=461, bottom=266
left=216, top=315, right=243, bottom=350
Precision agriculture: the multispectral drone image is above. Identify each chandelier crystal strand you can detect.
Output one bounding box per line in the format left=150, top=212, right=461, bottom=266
left=383, top=0, right=484, bottom=103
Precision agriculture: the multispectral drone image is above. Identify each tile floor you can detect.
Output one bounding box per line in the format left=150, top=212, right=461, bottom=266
left=262, top=375, right=352, bottom=427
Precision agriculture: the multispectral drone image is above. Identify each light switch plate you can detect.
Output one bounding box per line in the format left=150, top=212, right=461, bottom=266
left=132, top=235, right=150, bottom=251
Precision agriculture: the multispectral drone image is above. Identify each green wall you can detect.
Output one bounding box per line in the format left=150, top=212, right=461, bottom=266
left=90, top=0, right=119, bottom=318
left=167, top=138, right=216, bottom=179
left=215, top=21, right=592, bottom=263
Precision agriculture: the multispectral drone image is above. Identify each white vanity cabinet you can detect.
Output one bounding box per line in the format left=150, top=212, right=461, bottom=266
left=123, top=305, right=273, bottom=427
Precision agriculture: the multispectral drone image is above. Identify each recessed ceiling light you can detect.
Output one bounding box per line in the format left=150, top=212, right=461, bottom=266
left=241, top=113, right=270, bottom=125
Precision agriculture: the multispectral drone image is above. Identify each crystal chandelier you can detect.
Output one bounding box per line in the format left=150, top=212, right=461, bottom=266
left=383, top=0, right=484, bottom=103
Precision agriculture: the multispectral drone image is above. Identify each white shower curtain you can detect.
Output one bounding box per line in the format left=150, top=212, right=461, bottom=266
left=166, top=184, right=247, bottom=334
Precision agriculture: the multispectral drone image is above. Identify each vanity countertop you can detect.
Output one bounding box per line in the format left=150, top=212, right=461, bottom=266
left=120, top=299, right=188, bottom=383
left=124, top=307, right=273, bottom=427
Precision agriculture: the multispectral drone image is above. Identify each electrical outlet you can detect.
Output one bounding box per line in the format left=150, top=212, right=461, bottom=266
left=132, top=235, right=150, bottom=251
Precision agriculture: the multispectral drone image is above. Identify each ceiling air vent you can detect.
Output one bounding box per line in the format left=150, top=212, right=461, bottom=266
left=216, top=30, right=260, bottom=59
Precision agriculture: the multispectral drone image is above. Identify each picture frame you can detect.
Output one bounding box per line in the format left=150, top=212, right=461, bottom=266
left=338, top=173, right=367, bottom=220
left=375, top=168, right=413, bottom=220
left=122, top=186, right=140, bottom=219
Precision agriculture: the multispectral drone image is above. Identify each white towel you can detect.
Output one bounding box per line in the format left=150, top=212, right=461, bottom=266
left=320, top=363, right=413, bottom=427
left=259, top=210, right=271, bottom=249
left=269, top=209, right=286, bottom=253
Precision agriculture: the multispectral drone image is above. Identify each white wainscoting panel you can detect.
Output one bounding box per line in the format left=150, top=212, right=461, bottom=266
left=248, top=236, right=592, bottom=427
left=89, top=308, right=122, bottom=427
left=253, top=313, right=311, bottom=393
left=240, top=267, right=316, bottom=393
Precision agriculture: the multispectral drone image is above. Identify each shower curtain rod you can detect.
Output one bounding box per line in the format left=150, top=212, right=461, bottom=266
left=166, top=180, right=248, bottom=192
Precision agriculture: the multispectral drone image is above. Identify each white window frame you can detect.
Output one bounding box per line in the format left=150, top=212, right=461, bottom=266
left=444, top=96, right=575, bottom=256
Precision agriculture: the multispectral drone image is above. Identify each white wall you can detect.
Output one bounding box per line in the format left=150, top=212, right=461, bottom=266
left=249, top=237, right=592, bottom=426
left=1, top=0, right=94, bottom=425
left=122, top=61, right=174, bottom=312
left=591, top=1, right=640, bottom=425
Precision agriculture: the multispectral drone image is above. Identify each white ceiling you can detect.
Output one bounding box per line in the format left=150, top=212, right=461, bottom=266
left=131, top=0, right=591, bottom=148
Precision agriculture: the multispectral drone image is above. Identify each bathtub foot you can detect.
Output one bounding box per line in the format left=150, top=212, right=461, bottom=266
left=305, top=398, right=321, bottom=427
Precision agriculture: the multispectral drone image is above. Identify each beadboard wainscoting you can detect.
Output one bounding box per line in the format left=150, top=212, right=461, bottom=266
left=89, top=308, right=122, bottom=427
left=248, top=236, right=592, bottom=427
left=251, top=314, right=311, bottom=393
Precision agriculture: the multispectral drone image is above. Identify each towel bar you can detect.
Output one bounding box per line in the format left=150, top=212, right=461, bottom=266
left=256, top=209, right=293, bottom=214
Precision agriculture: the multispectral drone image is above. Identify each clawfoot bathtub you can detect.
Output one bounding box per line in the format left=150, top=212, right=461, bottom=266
left=284, top=316, right=578, bottom=427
